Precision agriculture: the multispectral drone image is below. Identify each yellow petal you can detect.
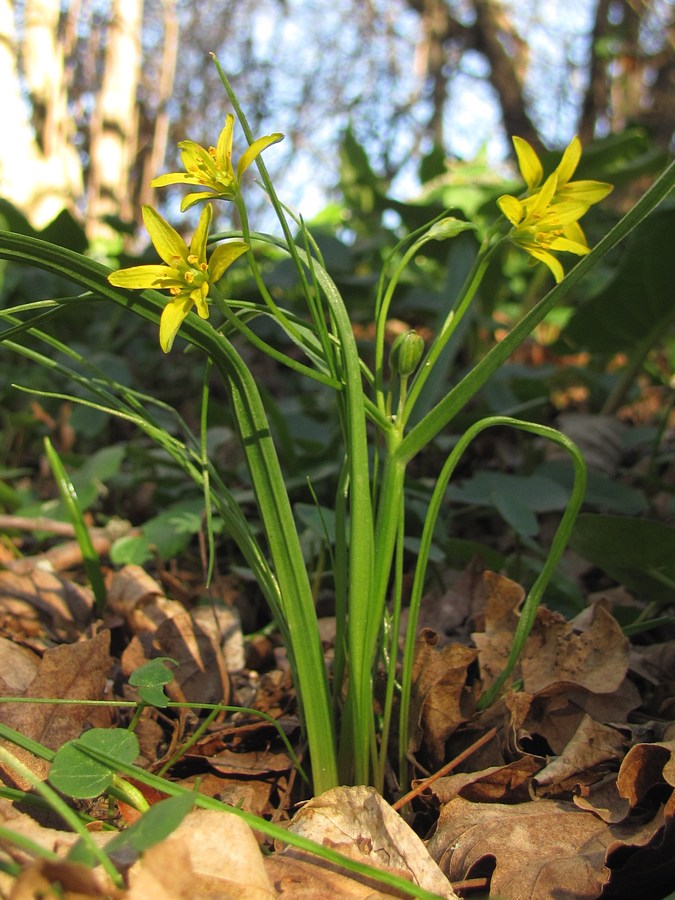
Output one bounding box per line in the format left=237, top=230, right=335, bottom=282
left=523, top=245, right=565, bottom=283
left=192, top=283, right=210, bottom=318
left=189, top=203, right=213, bottom=261
left=159, top=294, right=192, bottom=353
left=562, top=220, right=587, bottom=247
left=215, top=115, right=235, bottom=171
left=513, top=136, right=543, bottom=191
left=180, top=191, right=218, bottom=212
left=209, top=241, right=249, bottom=282
left=556, top=136, right=581, bottom=186
left=558, top=179, right=613, bottom=205
left=178, top=141, right=219, bottom=179
left=497, top=194, right=524, bottom=226
left=142, top=207, right=188, bottom=267
left=549, top=236, right=590, bottom=256
left=151, top=172, right=206, bottom=188
left=108, top=265, right=180, bottom=290
left=236, top=132, right=284, bottom=182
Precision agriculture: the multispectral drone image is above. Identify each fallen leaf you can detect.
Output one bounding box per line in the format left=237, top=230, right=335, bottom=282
left=0, top=631, right=111, bottom=787
left=533, top=714, right=627, bottom=794
left=409, top=629, right=477, bottom=766
left=283, top=785, right=458, bottom=898
left=520, top=603, right=629, bottom=695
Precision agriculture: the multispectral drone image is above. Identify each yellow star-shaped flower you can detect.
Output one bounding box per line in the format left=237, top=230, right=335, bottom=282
left=151, top=114, right=284, bottom=212
left=498, top=135, right=613, bottom=282
left=108, top=204, right=248, bottom=352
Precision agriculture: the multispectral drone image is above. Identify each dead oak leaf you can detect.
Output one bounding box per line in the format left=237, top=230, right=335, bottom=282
left=409, top=629, right=477, bottom=766
left=533, top=714, right=628, bottom=796
left=427, top=794, right=669, bottom=900
left=0, top=630, right=111, bottom=787
left=520, top=602, right=628, bottom=696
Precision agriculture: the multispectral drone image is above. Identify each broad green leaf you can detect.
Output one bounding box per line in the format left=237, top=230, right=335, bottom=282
left=570, top=513, right=675, bottom=605
left=129, top=657, right=178, bottom=708
left=562, top=209, right=675, bottom=355
left=49, top=729, right=139, bottom=799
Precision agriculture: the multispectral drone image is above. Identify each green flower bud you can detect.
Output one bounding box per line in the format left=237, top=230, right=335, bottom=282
left=389, top=330, right=425, bottom=377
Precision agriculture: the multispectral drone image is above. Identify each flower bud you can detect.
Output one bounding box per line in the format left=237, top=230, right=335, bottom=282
left=389, top=330, right=425, bottom=377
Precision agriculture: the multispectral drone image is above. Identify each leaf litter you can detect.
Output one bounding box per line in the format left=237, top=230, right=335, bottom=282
left=0, top=535, right=673, bottom=897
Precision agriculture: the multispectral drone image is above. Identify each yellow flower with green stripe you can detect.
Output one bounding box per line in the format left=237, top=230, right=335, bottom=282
left=151, top=114, right=283, bottom=211
left=498, top=135, right=613, bottom=282
left=108, top=204, right=248, bottom=352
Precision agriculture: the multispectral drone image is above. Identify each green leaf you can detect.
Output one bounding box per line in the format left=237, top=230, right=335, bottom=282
left=49, top=729, right=140, bottom=799
left=562, top=210, right=675, bottom=355
left=68, top=793, right=196, bottom=867
left=570, top=513, right=675, bottom=605
left=129, top=657, right=178, bottom=707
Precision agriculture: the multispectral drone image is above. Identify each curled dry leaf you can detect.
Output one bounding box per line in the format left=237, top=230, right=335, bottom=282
left=278, top=785, right=458, bottom=899
left=0, top=630, right=111, bottom=788
left=427, top=794, right=671, bottom=900
left=409, top=628, right=477, bottom=766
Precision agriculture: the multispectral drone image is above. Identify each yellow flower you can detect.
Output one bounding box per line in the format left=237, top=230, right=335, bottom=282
left=108, top=204, right=248, bottom=352
left=151, top=114, right=284, bottom=211
left=498, top=135, right=613, bottom=282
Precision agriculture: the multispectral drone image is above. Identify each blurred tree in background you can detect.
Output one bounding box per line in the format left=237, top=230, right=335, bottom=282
left=0, top=0, right=672, bottom=241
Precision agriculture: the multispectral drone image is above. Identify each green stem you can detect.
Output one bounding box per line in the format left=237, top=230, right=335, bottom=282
left=398, top=157, right=675, bottom=463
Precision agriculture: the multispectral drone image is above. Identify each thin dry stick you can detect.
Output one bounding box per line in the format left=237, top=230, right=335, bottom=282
left=392, top=727, right=498, bottom=811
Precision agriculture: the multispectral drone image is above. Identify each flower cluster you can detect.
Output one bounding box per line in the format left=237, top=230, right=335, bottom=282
left=498, top=136, right=612, bottom=283
left=108, top=117, right=283, bottom=351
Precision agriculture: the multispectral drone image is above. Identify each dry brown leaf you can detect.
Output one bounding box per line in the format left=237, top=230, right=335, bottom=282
left=127, top=807, right=275, bottom=899
left=472, top=572, right=524, bottom=694
left=520, top=603, right=629, bottom=696
left=617, top=737, right=675, bottom=807
left=0, top=568, right=93, bottom=638
left=409, top=629, right=477, bottom=765
left=284, top=785, right=458, bottom=899
left=0, top=637, right=40, bottom=693
left=429, top=797, right=611, bottom=899
left=533, top=714, right=628, bottom=793
left=430, top=755, right=542, bottom=805
left=573, top=775, right=631, bottom=823
left=153, top=611, right=230, bottom=706
left=0, top=630, right=111, bottom=787
left=428, top=793, right=672, bottom=900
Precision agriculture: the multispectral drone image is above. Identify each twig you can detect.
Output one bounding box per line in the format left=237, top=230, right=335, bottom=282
left=392, top=727, right=498, bottom=811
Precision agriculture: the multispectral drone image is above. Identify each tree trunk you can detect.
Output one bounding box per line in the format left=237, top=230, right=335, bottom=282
left=86, top=0, right=144, bottom=242
left=0, top=0, right=82, bottom=228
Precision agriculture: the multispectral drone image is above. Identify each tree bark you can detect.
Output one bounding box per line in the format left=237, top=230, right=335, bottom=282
left=0, top=0, right=82, bottom=227
left=86, top=0, right=144, bottom=241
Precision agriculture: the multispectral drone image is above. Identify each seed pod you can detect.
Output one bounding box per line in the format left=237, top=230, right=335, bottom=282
left=389, top=330, right=425, bottom=377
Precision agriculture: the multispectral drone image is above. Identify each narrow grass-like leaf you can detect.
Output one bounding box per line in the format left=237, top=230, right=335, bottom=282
left=43, top=436, right=107, bottom=613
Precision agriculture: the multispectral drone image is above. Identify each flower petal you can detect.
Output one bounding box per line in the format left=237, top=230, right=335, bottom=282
left=180, top=191, right=218, bottom=212
left=189, top=203, right=213, bottom=261
left=159, top=294, right=193, bottom=353
left=562, top=220, right=587, bottom=247
left=108, top=265, right=180, bottom=290
left=523, top=245, right=565, bottom=283
left=497, top=194, right=524, bottom=226
left=513, top=136, right=543, bottom=191
left=142, top=206, right=188, bottom=266
left=236, top=132, right=284, bottom=182
left=215, top=115, right=235, bottom=171
left=209, top=241, right=249, bottom=282
left=556, top=136, right=581, bottom=186
left=549, top=236, right=590, bottom=256
left=558, top=179, right=613, bottom=205
left=150, top=172, right=207, bottom=188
